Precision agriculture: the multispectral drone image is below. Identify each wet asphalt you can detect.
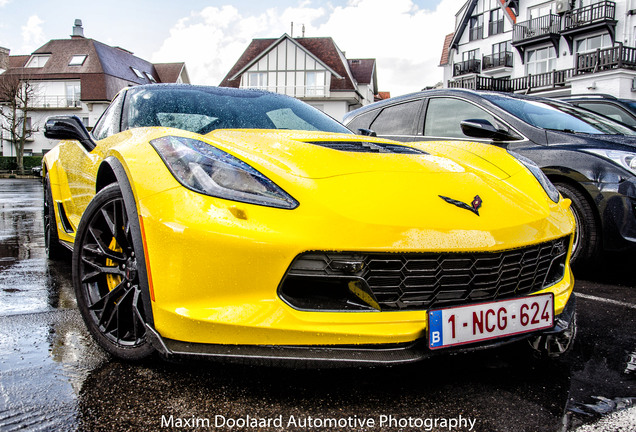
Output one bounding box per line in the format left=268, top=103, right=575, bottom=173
left=0, top=178, right=634, bottom=432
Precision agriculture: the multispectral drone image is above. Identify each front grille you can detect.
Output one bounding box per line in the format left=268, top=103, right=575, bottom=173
left=280, top=237, right=569, bottom=312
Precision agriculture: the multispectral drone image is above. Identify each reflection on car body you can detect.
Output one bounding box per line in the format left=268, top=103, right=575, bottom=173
left=344, top=89, right=636, bottom=268
left=42, top=84, right=576, bottom=364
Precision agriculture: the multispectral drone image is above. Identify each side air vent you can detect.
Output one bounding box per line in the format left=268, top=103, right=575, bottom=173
left=304, top=141, right=427, bottom=155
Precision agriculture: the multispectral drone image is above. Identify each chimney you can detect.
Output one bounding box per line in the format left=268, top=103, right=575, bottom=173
left=0, top=46, right=9, bottom=72
left=72, top=19, right=84, bottom=38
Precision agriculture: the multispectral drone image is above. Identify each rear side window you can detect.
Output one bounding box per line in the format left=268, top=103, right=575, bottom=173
left=346, top=110, right=378, bottom=133
left=576, top=102, right=636, bottom=127
left=424, top=98, right=498, bottom=138
left=370, top=100, right=421, bottom=135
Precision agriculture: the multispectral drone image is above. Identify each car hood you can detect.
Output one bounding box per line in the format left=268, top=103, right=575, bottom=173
left=205, top=130, right=512, bottom=180
left=547, top=131, right=636, bottom=149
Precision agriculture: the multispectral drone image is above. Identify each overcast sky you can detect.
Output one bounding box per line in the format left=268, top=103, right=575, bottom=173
left=0, top=0, right=456, bottom=96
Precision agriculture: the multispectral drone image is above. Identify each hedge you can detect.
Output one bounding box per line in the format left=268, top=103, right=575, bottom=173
left=0, top=156, right=44, bottom=171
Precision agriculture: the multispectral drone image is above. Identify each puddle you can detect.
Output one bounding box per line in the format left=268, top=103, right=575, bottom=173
left=569, top=396, right=636, bottom=416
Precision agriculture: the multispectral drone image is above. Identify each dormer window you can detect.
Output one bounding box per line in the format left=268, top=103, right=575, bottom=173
left=69, top=55, right=87, bottom=66
left=26, top=54, right=50, bottom=68
left=131, top=67, right=145, bottom=79
left=144, top=72, right=157, bottom=83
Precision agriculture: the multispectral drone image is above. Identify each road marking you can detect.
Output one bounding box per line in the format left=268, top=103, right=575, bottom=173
left=577, top=293, right=636, bottom=310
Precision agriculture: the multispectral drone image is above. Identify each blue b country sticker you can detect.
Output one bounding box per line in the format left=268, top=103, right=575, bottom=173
left=428, top=310, right=443, bottom=348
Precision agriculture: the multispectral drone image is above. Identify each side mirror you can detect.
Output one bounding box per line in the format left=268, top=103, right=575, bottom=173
left=44, top=115, right=96, bottom=151
left=460, top=119, right=517, bottom=141
left=357, top=128, right=377, bottom=137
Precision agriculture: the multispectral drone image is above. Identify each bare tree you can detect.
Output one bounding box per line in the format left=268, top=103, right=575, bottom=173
left=0, top=73, right=37, bottom=173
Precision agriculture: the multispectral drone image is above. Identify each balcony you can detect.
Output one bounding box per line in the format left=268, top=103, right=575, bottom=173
left=512, top=14, right=561, bottom=61
left=242, top=85, right=330, bottom=98
left=488, top=19, right=504, bottom=36
left=482, top=52, right=514, bottom=71
left=448, top=44, right=636, bottom=94
left=562, top=1, right=617, bottom=54
left=453, top=59, right=481, bottom=77
left=31, top=96, right=81, bottom=109
left=576, top=43, right=636, bottom=74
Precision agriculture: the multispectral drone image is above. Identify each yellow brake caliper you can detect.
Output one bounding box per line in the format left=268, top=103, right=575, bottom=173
left=105, top=237, right=122, bottom=291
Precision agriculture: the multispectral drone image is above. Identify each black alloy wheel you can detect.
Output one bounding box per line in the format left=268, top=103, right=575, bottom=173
left=73, top=183, right=154, bottom=360
left=43, top=174, right=66, bottom=260
left=554, top=182, right=599, bottom=268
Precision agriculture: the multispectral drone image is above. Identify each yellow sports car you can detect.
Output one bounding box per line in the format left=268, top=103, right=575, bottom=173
left=43, top=84, right=576, bottom=363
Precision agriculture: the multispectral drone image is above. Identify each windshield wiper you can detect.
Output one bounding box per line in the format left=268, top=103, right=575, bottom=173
left=545, top=128, right=578, bottom=134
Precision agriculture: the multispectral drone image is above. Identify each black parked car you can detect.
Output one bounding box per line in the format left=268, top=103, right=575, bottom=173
left=343, top=89, right=636, bottom=266
left=556, top=94, right=636, bottom=128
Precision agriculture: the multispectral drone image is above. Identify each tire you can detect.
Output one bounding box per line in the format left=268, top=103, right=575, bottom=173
left=527, top=312, right=577, bottom=359
left=554, top=182, right=599, bottom=268
left=72, top=183, right=155, bottom=360
left=43, top=174, right=67, bottom=260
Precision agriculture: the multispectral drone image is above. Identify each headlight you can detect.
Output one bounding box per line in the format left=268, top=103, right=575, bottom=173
left=509, top=151, right=560, bottom=203
left=151, top=136, right=298, bottom=209
left=582, top=149, right=636, bottom=175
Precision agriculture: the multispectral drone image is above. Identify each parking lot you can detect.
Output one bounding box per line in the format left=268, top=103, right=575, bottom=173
left=0, top=178, right=634, bottom=432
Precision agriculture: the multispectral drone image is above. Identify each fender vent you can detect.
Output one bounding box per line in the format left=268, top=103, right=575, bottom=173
left=305, top=141, right=427, bottom=155
left=56, top=202, right=75, bottom=233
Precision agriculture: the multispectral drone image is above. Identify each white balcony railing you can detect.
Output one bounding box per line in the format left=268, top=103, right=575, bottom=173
left=31, top=96, right=81, bottom=109
left=242, top=85, right=330, bottom=98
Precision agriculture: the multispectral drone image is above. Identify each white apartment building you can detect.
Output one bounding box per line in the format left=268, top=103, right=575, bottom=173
left=440, top=0, right=636, bottom=98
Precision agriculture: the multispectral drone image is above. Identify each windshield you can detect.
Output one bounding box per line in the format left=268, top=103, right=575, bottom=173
left=484, top=95, right=636, bottom=135
left=124, top=86, right=352, bottom=135
left=621, top=99, right=636, bottom=112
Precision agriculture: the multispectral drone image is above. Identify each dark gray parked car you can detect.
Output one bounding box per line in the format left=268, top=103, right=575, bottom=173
left=343, top=89, right=636, bottom=267
left=556, top=94, right=636, bottom=128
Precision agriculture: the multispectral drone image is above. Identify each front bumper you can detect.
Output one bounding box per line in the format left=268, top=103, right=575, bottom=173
left=146, top=293, right=577, bottom=366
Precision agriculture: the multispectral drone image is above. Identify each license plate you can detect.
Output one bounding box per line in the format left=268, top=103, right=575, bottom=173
left=428, top=293, right=554, bottom=349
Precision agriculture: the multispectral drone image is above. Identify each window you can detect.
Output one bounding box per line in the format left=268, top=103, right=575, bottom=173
left=65, top=82, right=81, bottom=107
left=526, top=46, right=557, bottom=75
left=576, top=33, right=613, bottom=53
left=529, top=2, right=555, bottom=20
left=144, top=72, right=157, bottom=83
left=346, top=110, right=380, bottom=133
left=247, top=72, right=267, bottom=88
left=68, top=55, right=87, bottom=66
left=424, top=98, right=498, bottom=139
left=486, top=42, right=513, bottom=68
left=306, top=71, right=326, bottom=96
left=469, top=14, right=484, bottom=41
left=576, top=103, right=636, bottom=126
left=82, top=117, right=89, bottom=127
left=18, top=117, right=32, bottom=133
left=463, top=49, right=479, bottom=61
left=489, top=8, right=504, bottom=35
left=370, top=100, right=422, bottom=136
left=26, top=55, right=50, bottom=68
left=131, top=67, right=145, bottom=79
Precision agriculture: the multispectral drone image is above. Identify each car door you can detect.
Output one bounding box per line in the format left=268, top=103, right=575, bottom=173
left=57, top=93, right=124, bottom=229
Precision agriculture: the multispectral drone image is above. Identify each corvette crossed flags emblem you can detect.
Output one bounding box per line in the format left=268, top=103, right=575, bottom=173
left=439, top=195, right=483, bottom=216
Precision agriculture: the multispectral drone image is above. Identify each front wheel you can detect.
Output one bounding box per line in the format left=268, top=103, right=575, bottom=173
left=554, top=182, right=599, bottom=268
left=72, top=184, right=154, bottom=360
